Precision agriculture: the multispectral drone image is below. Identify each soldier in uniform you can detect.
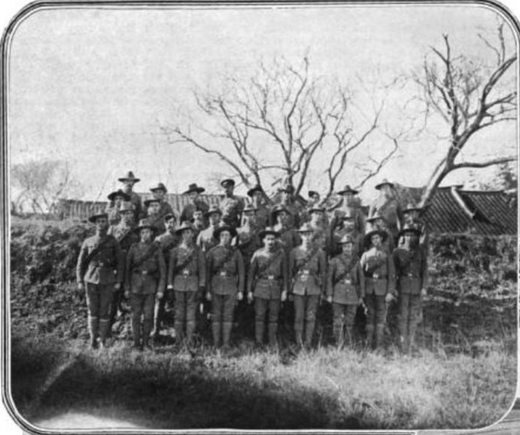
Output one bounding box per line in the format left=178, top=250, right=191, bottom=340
left=399, top=203, right=430, bottom=252
left=360, top=224, right=396, bottom=350
left=118, top=171, right=144, bottom=222
left=106, top=189, right=130, bottom=226
left=247, top=184, right=271, bottom=229
left=107, top=201, right=139, bottom=337
left=329, top=184, right=365, bottom=235
left=364, top=212, right=395, bottom=254
left=144, top=198, right=166, bottom=235
left=393, top=224, right=428, bottom=353
left=206, top=225, right=245, bottom=349
left=327, top=234, right=365, bottom=348
left=369, top=178, right=403, bottom=242
left=276, top=184, right=302, bottom=229
left=125, top=219, right=166, bottom=350
left=167, top=222, right=206, bottom=347
left=289, top=223, right=327, bottom=350
left=76, top=213, right=124, bottom=349
left=180, top=183, right=210, bottom=224
left=247, top=227, right=288, bottom=348
left=219, top=179, right=245, bottom=229
left=272, top=205, right=302, bottom=255
left=151, top=213, right=180, bottom=341
left=197, top=205, right=222, bottom=253
left=147, top=182, right=175, bottom=222
left=191, top=207, right=207, bottom=240
left=307, top=205, right=330, bottom=255
left=300, top=190, right=320, bottom=224
left=330, top=209, right=364, bottom=259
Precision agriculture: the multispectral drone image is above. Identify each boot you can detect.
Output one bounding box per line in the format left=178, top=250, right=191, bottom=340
left=222, top=322, right=233, bottom=350
left=132, top=318, right=141, bottom=349
left=407, top=323, right=417, bottom=354
left=151, top=299, right=163, bottom=340
left=268, top=323, right=278, bottom=348
left=294, top=327, right=304, bottom=348
left=142, top=319, right=153, bottom=350
left=345, top=325, right=354, bottom=348
left=304, top=320, right=315, bottom=350
left=88, top=316, right=99, bottom=349
left=98, top=319, right=110, bottom=348
left=398, top=335, right=407, bottom=353
left=186, top=321, right=196, bottom=347
left=255, top=321, right=265, bottom=347
left=174, top=321, right=184, bottom=346
left=375, top=324, right=385, bottom=350
left=365, top=324, right=375, bottom=349
left=333, top=323, right=343, bottom=348
left=212, top=322, right=221, bottom=348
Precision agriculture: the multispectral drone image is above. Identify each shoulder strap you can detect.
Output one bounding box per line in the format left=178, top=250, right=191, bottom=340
left=257, top=249, right=283, bottom=275
left=334, top=256, right=358, bottom=284
left=131, top=243, right=159, bottom=270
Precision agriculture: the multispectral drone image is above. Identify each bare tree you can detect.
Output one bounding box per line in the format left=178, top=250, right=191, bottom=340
left=162, top=55, right=398, bottom=200
left=11, top=159, right=83, bottom=214
left=415, top=23, right=517, bottom=207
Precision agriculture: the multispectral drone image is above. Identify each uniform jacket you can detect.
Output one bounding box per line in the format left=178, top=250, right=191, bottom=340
left=180, top=200, right=210, bottom=224
left=327, top=254, right=365, bottom=304
left=206, top=245, right=245, bottom=295
left=330, top=228, right=364, bottom=259
left=274, top=224, right=302, bottom=254
left=331, top=206, right=366, bottom=234
left=125, top=190, right=144, bottom=222
left=308, top=222, right=331, bottom=255
left=248, top=247, right=288, bottom=299
left=76, top=233, right=124, bottom=285
left=253, top=203, right=272, bottom=229
left=108, top=222, right=139, bottom=254
left=168, top=243, right=206, bottom=292
left=234, top=225, right=262, bottom=267
left=219, top=195, right=245, bottom=228
left=125, top=241, right=166, bottom=295
left=289, top=246, right=327, bottom=296
left=196, top=225, right=219, bottom=252
left=105, top=205, right=121, bottom=226
left=154, top=231, right=180, bottom=265
left=146, top=212, right=167, bottom=235
left=369, top=196, right=403, bottom=238
left=360, top=246, right=395, bottom=296
left=393, top=246, right=428, bottom=295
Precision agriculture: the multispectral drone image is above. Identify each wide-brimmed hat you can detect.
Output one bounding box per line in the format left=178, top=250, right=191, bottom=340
left=164, top=213, right=177, bottom=222
left=175, top=221, right=194, bottom=235
left=375, top=178, right=394, bottom=190
left=107, top=189, right=131, bottom=202
left=399, top=223, right=421, bottom=238
left=134, top=219, right=158, bottom=234
left=88, top=212, right=108, bottom=224
left=144, top=198, right=161, bottom=207
left=259, top=226, right=280, bottom=239
left=403, top=202, right=423, bottom=213
left=339, top=234, right=355, bottom=245
left=297, top=223, right=314, bottom=234
left=366, top=211, right=386, bottom=223
left=183, top=183, right=205, bottom=195
left=205, top=205, right=223, bottom=217
left=118, top=171, right=140, bottom=183
left=118, top=201, right=135, bottom=213
left=247, top=185, right=264, bottom=197
left=309, top=205, right=325, bottom=214
left=271, top=204, right=290, bottom=220
left=214, top=224, right=237, bottom=240
left=150, top=182, right=168, bottom=193
left=364, top=225, right=388, bottom=245
left=243, top=204, right=258, bottom=213
left=337, top=185, right=359, bottom=195
left=221, top=178, right=235, bottom=188
left=308, top=190, right=320, bottom=198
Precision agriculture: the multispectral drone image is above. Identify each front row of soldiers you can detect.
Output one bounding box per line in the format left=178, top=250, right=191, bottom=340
left=77, top=202, right=428, bottom=354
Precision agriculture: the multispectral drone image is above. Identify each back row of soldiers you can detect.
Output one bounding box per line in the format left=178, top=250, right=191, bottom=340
left=77, top=171, right=429, bottom=352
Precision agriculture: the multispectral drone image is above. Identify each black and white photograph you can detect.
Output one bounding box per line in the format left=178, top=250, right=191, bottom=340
left=1, top=0, right=519, bottom=433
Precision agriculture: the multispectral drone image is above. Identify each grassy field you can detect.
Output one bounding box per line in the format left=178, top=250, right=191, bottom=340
left=9, top=330, right=516, bottom=431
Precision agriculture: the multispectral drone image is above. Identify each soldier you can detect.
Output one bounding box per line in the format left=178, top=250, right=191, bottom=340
left=365, top=212, right=395, bottom=254
left=191, top=207, right=207, bottom=240
left=219, top=179, right=245, bottom=229
left=180, top=183, right=210, bottom=224
left=289, top=223, right=327, bottom=350
left=247, top=184, right=271, bottom=229
left=272, top=204, right=302, bottom=255
left=206, top=225, right=245, bottom=349
left=167, top=222, right=206, bottom=347
left=330, top=209, right=364, bottom=259
left=118, top=171, right=143, bottom=222
left=147, top=182, right=175, bottom=222
left=107, top=201, right=139, bottom=336
left=151, top=213, right=180, bottom=341
left=125, top=219, right=166, bottom=350
left=369, top=178, right=403, bottom=242
left=144, top=198, right=166, bottom=235
left=247, top=227, right=288, bottom=348
left=393, top=224, right=428, bottom=353
left=276, top=184, right=302, bottom=229
left=197, top=205, right=222, bottom=253
left=106, top=189, right=131, bottom=226
left=76, top=213, right=124, bottom=349
left=399, top=203, right=430, bottom=252
left=306, top=205, right=330, bottom=255
left=360, top=224, right=396, bottom=350
left=327, top=235, right=365, bottom=348
left=329, top=184, right=365, bottom=235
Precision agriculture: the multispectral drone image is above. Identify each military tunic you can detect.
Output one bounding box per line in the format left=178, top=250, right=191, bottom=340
left=235, top=225, right=262, bottom=268
left=206, top=245, right=245, bottom=296
left=274, top=223, right=302, bottom=255
left=219, top=195, right=245, bottom=228
left=126, top=241, right=166, bottom=295
left=331, top=205, right=366, bottom=234
left=196, top=225, right=219, bottom=253
left=369, top=196, right=403, bottom=239
left=331, top=227, right=364, bottom=259
left=146, top=212, right=167, bottom=235
left=180, top=200, right=210, bottom=224
left=125, top=190, right=144, bottom=222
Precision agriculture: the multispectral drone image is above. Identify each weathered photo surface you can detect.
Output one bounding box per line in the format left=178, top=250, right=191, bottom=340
left=3, top=1, right=518, bottom=432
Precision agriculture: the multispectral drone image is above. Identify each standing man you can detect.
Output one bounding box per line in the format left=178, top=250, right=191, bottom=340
left=107, top=201, right=139, bottom=337
left=106, top=189, right=130, bottom=226
left=330, top=209, right=364, bottom=259
left=219, top=179, right=245, bottom=229
left=306, top=205, right=330, bottom=255
left=206, top=225, right=245, bottom=349
left=247, top=184, right=271, bottom=229
left=180, top=183, right=210, bottom=224
left=329, top=184, right=365, bottom=235
left=399, top=203, right=430, bottom=252
left=76, top=213, right=124, bottom=349
left=118, top=171, right=143, bottom=223
left=393, top=224, right=428, bottom=353
left=364, top=212, right=395, bottom=254
left=369, top=178, right=403, bottom=242
left=272, top=205, right=302, bottom=255
left=144, top=198, right=166, bottom=235
left=125, top=219, right=166, bottom=350
left=289, top=223, right=327, bottom=350
left=147, top=182, right=175, bottom=221
left=360, top=224, right=396, bottom=350
left=151, top=213, right=179, bottom=342
left=197, top=205, right=222, bottom=253
left=300, top=190, right=321, bottom=224
left=276, top=184, right=302, bottom=229
left=327, top=235, right=365, bottom=348
left=167, top=222, right=206, bottom=347
left=247, top=227, right=288, bottom=348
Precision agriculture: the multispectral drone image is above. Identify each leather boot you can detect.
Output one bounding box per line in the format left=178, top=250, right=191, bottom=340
left=408, top=322, right=417, bottom=354
left=132, top=317, right=141, bottom=349
left=255, top=321, right=265, bottom=346
left=186, top=321, right=196, bottom=347
left=222, top=322, right=233, bottom=350
left=294, top=327, right=304, bottom=348
left=98, top=319, right=110, bottom=348
left=365, top=324, right=375, bottom=349
left=268, top=322, right=278, bottom=348
left=333, top=323, right=343, bottom=348
left=212, top=322, right=221, bottom=348
left=89, top=316, right=99, bottom=349
left=142, top=319, right=153, bottom=350
left=174, top=321, right=184, bottom=346
left=375, top=324, right=385, bottom=350
left=304, top=320, right=315, bottom=350
left=151, top=299, right=163, bottom=340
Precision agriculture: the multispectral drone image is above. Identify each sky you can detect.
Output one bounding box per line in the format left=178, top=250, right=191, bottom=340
left=6, top=2, right=519, bottom=204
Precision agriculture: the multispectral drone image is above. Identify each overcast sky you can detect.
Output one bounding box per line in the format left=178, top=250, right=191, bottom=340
left=6, top=3, right=518, bottom=203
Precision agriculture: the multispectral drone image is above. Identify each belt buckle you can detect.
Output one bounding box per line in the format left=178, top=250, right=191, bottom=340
left=300, top=270, right=309, bottom=282
left=344, top=278, right=352, bottom=285
left=373, top=273, right=379, bottom=280
left=268, top=275, right=275, bottom=280
left=220, top=271, right=227, bottom=277
left=141, top=270, right=147, bottom=275
left=182, top=269, right=189, bottom=277
left=407, top=273, right=413, bottom=278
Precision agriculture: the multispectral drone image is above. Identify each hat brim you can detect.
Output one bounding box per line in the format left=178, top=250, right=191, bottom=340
left=134, top=225, right=158, bottom=234
left=175, top=225, right=194, bottom=235
left=364, top=230, right=388, bottom=245
left=118, top=177, right=140, bottom=183
left=220, top=179, right=235, bottom=188
left=214, top=226, right=237, bottom=240
left=205, top=209, right=223, bottom=218
left=88, top=213, right=108, bottom=223
left=247, top=188, right=262, bottom=197
left=108, top=192, right=130, bottom=201
left=399, top=228, right=421, bottom=238
left=144, top=199, right=161, bottom=207
left=375, top=182, right=394, bottom=190
left=337, top=189, right=359, bottom=195
left=150, top=187, right=167, bottom=193
left=183, top=187, right=205, bottom=195
left=259, top=229, right=280, bottom=239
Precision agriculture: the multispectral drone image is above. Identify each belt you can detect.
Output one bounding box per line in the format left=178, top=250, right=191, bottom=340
left=133, top=270, right=153, bottom=275
left=366, top=273, right=387, bottom=280
left=216, top=271, right=234, bottom=277
left=180, top=269, right=192, bottom=277
left=93, top=262, right=112, bottom=268
left=259, top=275, right=279, bottom=281
left=405, top=273, right=419, bottom=278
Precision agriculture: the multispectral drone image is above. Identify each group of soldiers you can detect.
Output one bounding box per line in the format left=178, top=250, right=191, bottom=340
left=76, top=171, right=429, bottom=353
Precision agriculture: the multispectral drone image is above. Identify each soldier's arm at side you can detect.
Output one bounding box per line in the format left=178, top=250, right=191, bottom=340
left=76, top=240, right=88, bottom=287
left=236, top=250, right=245, bottom=295
left=167, top=248, right=176, bottom=289
left=326, top=259, right=335, bottom=298
left=157, top=248, right=166, bottom=294
left=282, top=253, right=289, bottom=295
left=113, top=238, right=124, bottom=284
left=288, top=249, right=296, bottom=293
left=205, top=249, right=213, bottom=293
left=421, top=249, right=429, bottom=293
left=247, top=254, right=258, bottom=296
left=198, top=249, right=206, bottom=289
left=125, top=246, right=134, bottom=291
left=387, top=252, right=396, bottom=295
left=357, top=261, right=366, bottom=299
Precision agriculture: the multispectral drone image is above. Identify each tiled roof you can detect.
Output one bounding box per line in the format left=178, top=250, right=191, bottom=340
left=422, top=187, right=517, bottom=236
